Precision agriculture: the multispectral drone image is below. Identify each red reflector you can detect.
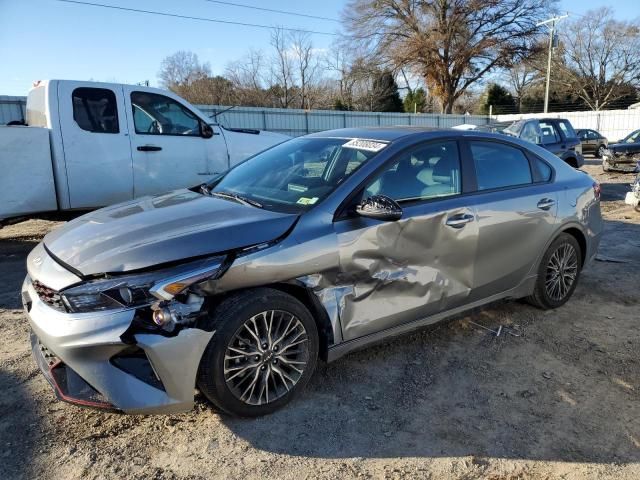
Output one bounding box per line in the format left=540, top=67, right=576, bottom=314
left=593, top=182, right=601, bottom=200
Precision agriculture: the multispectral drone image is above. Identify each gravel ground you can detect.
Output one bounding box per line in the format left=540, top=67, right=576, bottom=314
left=1, top=157, right=639, bottom=480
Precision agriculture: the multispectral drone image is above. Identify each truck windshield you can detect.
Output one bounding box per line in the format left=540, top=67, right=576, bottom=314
left=206, top=137, right=385, bottom=213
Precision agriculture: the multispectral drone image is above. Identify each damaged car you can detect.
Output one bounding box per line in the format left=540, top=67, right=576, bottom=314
left=23, top=128, right=603, bottom=416
left=602, top=129, right=640, bottom=172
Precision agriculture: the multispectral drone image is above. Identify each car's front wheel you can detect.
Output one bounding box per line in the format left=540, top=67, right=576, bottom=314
left=527, top=233, right=582, bottom=310
left=596, top=144, right=606, bottom=158
left=197, top=288, right=319, bottom=417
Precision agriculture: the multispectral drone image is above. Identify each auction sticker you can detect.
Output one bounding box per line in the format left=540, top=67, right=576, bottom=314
left=296, top=197, right=319, bottom=205
left=342, top=138, right=388, bottom=152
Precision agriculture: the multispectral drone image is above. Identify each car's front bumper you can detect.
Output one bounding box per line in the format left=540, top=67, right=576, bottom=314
left=602, top=152, right=640, bottom=171
left=22, top=275, right=214, bottom=414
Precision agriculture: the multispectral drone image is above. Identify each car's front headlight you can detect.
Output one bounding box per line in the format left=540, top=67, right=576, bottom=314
left=60, top=256, right=225, bottom=313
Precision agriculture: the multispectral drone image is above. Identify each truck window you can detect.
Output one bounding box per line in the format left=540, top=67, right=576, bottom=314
left=557, top=120, right=577, bottom=139
left=131, top=92, right=201, bottom=136
left=538, top=121, right=560, bottom=144
left=72, top=88, right=119, bottom=134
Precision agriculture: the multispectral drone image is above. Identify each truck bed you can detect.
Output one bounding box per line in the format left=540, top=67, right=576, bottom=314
left=0, top=126, right=58, bottom=221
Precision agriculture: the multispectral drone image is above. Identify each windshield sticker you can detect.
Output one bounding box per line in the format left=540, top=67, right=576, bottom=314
left=342, top=138, right=388, bottom=152
left=288, top=183, right=308, bottom=193
left=296, top=197, right=319, bottom=205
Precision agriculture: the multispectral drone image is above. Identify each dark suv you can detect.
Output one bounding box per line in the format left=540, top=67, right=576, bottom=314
left=504, top=118, right=584, bottom=168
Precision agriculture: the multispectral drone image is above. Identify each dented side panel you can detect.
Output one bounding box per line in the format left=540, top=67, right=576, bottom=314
left=332, top=198, right=479, bottom=341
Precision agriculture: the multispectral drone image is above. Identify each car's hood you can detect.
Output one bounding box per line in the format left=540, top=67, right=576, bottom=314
left=44, top=190, right=298, bottom=276
left=609, top=142, right=640, bottom=153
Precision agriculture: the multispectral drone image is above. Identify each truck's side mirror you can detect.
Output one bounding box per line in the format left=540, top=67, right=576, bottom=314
left=202, top=124, right=214, bottom=139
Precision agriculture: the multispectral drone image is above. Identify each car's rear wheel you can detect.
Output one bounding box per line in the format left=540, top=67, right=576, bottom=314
left=527, top=233, right=582, bottom=310
left=197, top=288, right=319, bottom=417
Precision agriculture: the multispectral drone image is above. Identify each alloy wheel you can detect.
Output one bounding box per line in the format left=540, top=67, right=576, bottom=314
left=223, top=310, right=309, bottom=406
left=545, top=243, right=578, bottom=302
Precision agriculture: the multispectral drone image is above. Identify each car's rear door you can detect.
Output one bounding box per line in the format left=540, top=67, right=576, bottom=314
left=462, top=138, right=558, bottom=302
left=333, top=139, right=479, bottom=341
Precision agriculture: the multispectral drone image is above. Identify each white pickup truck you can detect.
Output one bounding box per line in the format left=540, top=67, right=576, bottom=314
left=0, top=80, right=288, bottom=221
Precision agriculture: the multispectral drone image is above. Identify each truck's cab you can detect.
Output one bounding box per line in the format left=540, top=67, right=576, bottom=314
left=1, top=80, right=288, bottom=221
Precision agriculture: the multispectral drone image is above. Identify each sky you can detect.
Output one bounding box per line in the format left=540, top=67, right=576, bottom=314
left=0, top=0, right=638, bottom=96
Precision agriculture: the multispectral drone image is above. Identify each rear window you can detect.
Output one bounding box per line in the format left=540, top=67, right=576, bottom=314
left=72, top=87, right=119, bottom=134
left=470, top=141, right=532, bottom=191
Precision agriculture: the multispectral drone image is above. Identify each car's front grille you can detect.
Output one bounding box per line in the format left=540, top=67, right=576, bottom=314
left=32, top=280, right=66, bottom=312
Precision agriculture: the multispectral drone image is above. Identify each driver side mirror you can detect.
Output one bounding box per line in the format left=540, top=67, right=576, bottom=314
left=202, top=123, right=214, bottom=139
left=355, top=195, right=403, bottom=221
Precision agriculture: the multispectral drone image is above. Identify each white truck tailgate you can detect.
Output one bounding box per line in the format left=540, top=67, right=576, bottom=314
left=0, top=126, right=57, bottom=220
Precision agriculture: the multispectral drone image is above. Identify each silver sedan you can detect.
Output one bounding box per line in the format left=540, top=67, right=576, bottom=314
left=22, top=128, right=603, bottom=416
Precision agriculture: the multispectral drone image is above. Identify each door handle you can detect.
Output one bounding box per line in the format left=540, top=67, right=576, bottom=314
left=446, top=213, right=475, bottom=228
left=537, top=198, right=556, bottom=210
left=137, top=145, right=162, bottom=152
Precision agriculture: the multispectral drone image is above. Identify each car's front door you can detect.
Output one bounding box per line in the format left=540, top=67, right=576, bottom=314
left=463, top=139, right=558, bottom=302
left=333, top=140, right=479, bottom=341
left=123, top=88, right=226, bottom=197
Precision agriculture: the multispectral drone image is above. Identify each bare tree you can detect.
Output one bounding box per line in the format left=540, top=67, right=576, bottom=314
left=554, top=8, right=640, bottom=110
left=158, top=51, right=210, bottom=89
left=289, top=31, right=320, bottom=109
left=225, top=49, right=268, bottom=106
left=342, top=0, right=553, bottom=113
left=269, top=28, right=294, bottom=108
left=507, top=62, right=538, bottom=112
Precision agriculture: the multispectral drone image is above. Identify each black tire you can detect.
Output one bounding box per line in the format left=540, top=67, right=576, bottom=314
left=527, top=233, right=582, bottom=310
left=595, top=145, right=606, bottom=158
left=197, top=288, right=319, bottom=417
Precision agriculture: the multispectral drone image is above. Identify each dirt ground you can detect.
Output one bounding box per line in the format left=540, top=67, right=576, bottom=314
left=1, top=157, right=639, bottom=480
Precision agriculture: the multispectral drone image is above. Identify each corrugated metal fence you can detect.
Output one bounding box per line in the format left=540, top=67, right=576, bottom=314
left=0, top=96, right=490, bottom=133
left=496, top=109, right=640, bottom=142
left=197, top=105, right=491, bottom=136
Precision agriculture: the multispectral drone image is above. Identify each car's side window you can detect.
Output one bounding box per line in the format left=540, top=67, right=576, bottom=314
left=539, top=121, right=560, bottom=144
left=588, top=130, right=599, bottom=140
left=470, top=141, right=532, bottom=191
left=72, top=87, right=119, bottom=134
left=131, top=91, right=202, bottom=136
left=364, top=141, right=461, bottom=202
left=531, top=156, right=553, bottom=182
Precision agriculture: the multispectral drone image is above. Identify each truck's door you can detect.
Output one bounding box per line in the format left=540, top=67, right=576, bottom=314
left=57, top=82, right=133, bottom=208
left=123, top=87, right=227, bottom=197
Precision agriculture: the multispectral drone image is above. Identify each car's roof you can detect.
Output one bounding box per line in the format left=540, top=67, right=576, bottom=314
left=305, top=126, right=503, bottom=142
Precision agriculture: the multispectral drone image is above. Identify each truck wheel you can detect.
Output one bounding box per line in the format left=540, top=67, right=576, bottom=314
left=527, top=233, right=582, bottom=310
left=197, top=288, right=319, bottom=417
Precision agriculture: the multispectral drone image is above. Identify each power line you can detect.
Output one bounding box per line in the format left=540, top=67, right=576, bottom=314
left=202, top=0, right=340, bottom=23
left=54, top=0, right=338, bottom=36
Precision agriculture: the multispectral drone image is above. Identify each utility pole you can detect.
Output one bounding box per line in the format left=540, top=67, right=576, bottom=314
left=537, top=14, right=568, bottom=113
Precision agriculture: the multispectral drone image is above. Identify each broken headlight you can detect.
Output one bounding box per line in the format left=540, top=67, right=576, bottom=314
left=60, top=256, right=225, bottom=313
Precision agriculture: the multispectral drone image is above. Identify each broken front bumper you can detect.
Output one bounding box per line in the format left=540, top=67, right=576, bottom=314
left=602, top=153, right=640, bottom=172
left=22, top=275, right=214, bottom=414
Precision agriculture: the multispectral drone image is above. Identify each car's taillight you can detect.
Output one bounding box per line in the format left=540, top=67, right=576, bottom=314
left=593, top=182, right=601, bottom=200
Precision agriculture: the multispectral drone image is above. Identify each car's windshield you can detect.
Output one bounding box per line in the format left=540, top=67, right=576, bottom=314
left=503, top=121, right=521, bottom=137
left=206, top=137, right=385, bottom=213
left=624, top=130, right=640, bottom=143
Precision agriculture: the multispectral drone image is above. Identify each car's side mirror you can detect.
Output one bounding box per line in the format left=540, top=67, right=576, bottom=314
left=202, top=123, right=214, bottom=139
left=355, top=195, right=402, bottom=221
